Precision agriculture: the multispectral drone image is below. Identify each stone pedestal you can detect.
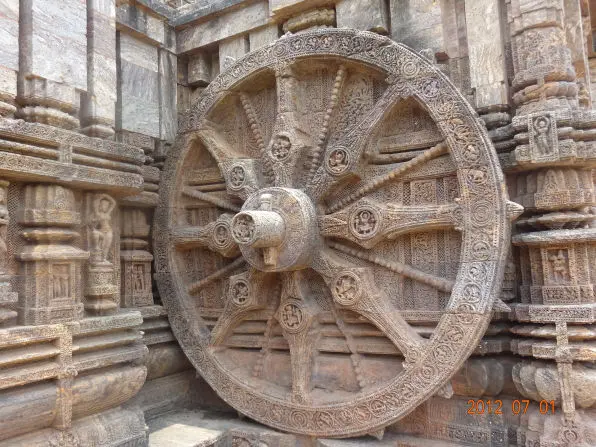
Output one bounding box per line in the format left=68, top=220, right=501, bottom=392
left=85, top=263, right=119, bottom=314
left=16, top=184, right=88, bottom=325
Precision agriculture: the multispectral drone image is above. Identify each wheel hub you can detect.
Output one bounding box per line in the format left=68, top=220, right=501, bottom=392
left=231, top=187, right=318, bottom=272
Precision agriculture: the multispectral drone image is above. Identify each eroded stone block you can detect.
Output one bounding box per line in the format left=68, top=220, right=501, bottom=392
left=119, top=33, right=160, bottom=137
left=177, top=1, right=268, bottom=53
left=336, top=0, right=389, bottom=34
left=465, top=0, right=509, bottom=109
left=219, top=35, right=249, bottom=72
left=391, top=0, right=445, bottom=54
left=249, top=24, right=279, bottom=51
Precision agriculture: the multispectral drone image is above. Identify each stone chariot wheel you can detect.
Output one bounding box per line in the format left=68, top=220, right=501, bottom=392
left=155, top=29, right=518, bottom=438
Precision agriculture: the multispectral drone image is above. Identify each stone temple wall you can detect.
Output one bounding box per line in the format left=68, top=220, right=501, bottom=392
left=0, top=0, right=594, bottom=446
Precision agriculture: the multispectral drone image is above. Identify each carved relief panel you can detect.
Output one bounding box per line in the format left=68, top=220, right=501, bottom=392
left=154, top=29, right=518, bottom=437
left=121, top=208, right=154, bottom=307
left=84, top=192, right=120, bottom=314
left=514, top=231, right=596, bottom=306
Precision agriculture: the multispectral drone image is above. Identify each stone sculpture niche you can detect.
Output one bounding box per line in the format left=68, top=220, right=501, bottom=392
left=85, top=193, right=119, bottom=314
left=155, top=29, right=520, bottom=438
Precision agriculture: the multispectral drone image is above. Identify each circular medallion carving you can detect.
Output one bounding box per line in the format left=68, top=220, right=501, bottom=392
left=231, top=214, right=255, bottom=244
left=462, top=284, right=482, bottom=303
left=213, top=222, right=232, bottom=248
left=462, top=144, right=481, bottom=163
left=325, top=148, right=350, bottom=174
left=349, top=207, right=380, bottom=239
left=270, top=133, right=292, bottom=161
left=155, top=29, right=510, bottom=438
left=229, top=165, right=247, bottom=189
left=279, top=301, right=306, bottom=332
left=231, top=279, right=250, bottom=306
left=331, top=271, right=362, bottom=306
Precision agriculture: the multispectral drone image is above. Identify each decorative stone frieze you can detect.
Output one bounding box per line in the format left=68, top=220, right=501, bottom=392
left=513, top=229, right=596, bottom=306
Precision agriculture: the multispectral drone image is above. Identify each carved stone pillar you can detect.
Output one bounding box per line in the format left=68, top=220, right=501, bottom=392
left=17, top=0, right=87, bottom=129
left=506, top=0, right=596, bottom=444
left=16, top=184, right=89, bottom=325
left=120, top=208, right=153, bottom=308
left=80, top=0, right=117, bottom=138
left=84, top=192, right=119, bottom=315
left=0, top=180, right=17, bottom=327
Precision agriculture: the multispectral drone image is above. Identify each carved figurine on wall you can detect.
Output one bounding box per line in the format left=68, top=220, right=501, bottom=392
left=133, top=264, right=145, bottom=293
left=549, top=249, right=569, bottom=283
left=89, top=194, right=116, bottom=265
left=533, top=116, right=552, bottom=155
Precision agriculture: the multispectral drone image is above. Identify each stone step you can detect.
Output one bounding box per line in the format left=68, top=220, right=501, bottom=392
left=147, top=409, right=300, bottom=446
left=148, top=410, right=473, bottom=447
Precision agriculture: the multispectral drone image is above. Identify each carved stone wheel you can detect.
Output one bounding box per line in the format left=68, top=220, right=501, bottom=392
left=155, top=29, right=516, bottom=438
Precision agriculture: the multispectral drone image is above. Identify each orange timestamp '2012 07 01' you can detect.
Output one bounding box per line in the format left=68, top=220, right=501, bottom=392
left=467, top=399, right=556, bottom=415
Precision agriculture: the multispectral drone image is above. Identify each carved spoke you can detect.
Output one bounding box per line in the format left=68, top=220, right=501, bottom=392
left=325, top=141, right=448, bottom=213
left=195, top=121, right=241, bottom=161
left=195, top=121, right=264, bottom=200
left=172, top=213, right=239, bottom=257
left=306, top=82, right=412, bottom=201
left=275, top=272, right=320, bottom=403
left=328, top=241, right=454, bottom=293
left=265, top=63, right=312, bottom=187
left=306, top=64, right=347, bottom=183
left=187, top=257, right=245, bottom=295
left=210, top=269, right=271, bottom=345
left=312, top=249, right=426, bottom=363
left=182, top=187, right=241, bottom=213
left=239, top=93, right=275, bottom=184
left=320, top=198, right=463, bottom=249
left=219, top=158, right=263, bottom=201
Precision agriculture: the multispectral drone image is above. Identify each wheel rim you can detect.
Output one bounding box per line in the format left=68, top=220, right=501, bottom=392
left=154, top=28, right=511, bottom=437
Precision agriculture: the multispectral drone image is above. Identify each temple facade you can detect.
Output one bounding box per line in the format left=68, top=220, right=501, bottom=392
left=0, top=1, right=595, bottom=446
